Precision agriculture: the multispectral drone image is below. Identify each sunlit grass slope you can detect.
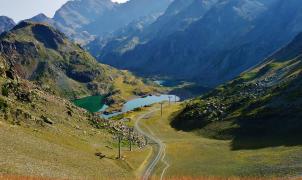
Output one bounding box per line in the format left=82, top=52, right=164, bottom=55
left=126, top=103, right=302, bottom=178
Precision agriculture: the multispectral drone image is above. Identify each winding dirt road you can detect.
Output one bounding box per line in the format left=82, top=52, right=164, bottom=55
left=135, top=109, right=170, bottom=180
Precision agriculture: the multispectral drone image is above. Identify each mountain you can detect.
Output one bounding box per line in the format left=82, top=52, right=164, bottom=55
left=172, top=32, right=302, bottom=149
left=1, top=47, right=110, bottom=172
left=0, top=23, right=147, bottom=179
left=86, top=13, right=161, bottom=58
left=90, top=0, right=302, bottom=87
left=0, top=49, right=93, bottom=128
left=27, top=13, right=95, bottom=45
left=52, top=0, right=115, bottom=42
left=84, top=0, right=172, bottom=36
left=53, top=0, right=115, bottom=30
left=28, top=0, right=172, bottom=44
left=0, top=16, right=15, bottom=34
left=0, top=21, right=158, bottom=108
left=88, top=0, right=217, bottom=62
left=144, top=0, right=218, bottom=38
left=28, top=13, right=54, bottom=24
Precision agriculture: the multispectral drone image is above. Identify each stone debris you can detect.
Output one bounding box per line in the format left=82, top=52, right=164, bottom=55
left=41, top=115, right=54, bottom=125
left=90, top=115, right=147, bottom=148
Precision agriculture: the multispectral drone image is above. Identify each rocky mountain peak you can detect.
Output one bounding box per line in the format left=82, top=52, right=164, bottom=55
left=0, top=16, right=16, bottom=34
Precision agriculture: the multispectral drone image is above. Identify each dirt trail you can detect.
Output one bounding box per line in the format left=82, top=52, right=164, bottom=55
left=134, top=108, right=170, bottom=180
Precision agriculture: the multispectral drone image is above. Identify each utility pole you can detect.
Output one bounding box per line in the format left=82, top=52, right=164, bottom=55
left=118, top=135, right=121, bottom=159
left=160, top=102, right=163, bottom=117
left=129, top=128, right=133, bottom=151
left=168, top=96, right=172, bottom=105
left=145, top=136, right=148, bottom=145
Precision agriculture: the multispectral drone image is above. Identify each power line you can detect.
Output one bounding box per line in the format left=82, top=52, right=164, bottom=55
left=118, top=135, right=121, bottom=159
left=129, top=128, right=133, bottom=151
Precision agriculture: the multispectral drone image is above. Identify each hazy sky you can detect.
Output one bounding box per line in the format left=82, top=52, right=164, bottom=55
left=0, top=0, right=129, bottom=23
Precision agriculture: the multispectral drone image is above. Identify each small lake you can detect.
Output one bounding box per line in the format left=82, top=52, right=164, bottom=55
left=102, top=94, right=180, bottom=119
left=73, top=95, right=106, bottom=113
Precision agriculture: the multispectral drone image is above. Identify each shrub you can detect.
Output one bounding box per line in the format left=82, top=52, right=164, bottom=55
left=0, top=98, right=8, bottom=111
left=133, top=107, right=143, bottom=112
left=1, top=85, right=9, bottom=97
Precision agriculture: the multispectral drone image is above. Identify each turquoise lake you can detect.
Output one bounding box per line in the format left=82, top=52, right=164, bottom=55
left=101, top=94, right=180, bottom=118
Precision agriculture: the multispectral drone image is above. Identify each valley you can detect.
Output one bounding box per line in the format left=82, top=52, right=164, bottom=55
left=1, top=0, right=302, bottom=179
left=108, top=102, right=302, bottom=179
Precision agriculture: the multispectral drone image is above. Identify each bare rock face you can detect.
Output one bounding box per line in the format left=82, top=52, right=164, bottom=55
left=54, top=0, right=115, bottom=29
left=41, top=115, right=54, bottom=125
left=0, top=16, right=15, bottom=34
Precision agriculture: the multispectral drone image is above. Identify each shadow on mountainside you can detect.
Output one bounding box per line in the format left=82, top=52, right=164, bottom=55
left=171, top=72, right=302, bottom=150
left=171, top=106, right=302, bottom=150
left=231, top=114, right=302, bottom=150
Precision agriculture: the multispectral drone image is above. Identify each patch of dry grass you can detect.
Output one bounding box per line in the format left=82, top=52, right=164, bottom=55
left=0, top=175, right=60, bottom=180
left=159, top=177, right=296, bottom=180
left=1, top=175, right=299, bottom=180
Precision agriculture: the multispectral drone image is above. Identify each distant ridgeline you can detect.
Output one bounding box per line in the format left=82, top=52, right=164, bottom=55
left=28, top=0, right=172, bottom=44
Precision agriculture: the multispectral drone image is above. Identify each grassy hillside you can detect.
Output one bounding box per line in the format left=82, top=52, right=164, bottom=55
left=172, top=32, right=302, bottom=149
left=0, top=22, right=157, bottom=179
left=123, top=103, right=302, bottom=178
left=0, top=57, right=151, bottom=180
left=0, top=21, right=159, bottom=106
left=0, top=77, right=150, bottom=179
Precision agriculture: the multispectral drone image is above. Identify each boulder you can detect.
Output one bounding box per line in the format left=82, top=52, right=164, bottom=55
left=41, top=115, right=54, bottom=125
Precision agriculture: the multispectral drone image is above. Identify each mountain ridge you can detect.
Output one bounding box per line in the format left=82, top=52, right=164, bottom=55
left=28, top=0, right=172, bottom=44
left=0, top=16, right=15, bottom=34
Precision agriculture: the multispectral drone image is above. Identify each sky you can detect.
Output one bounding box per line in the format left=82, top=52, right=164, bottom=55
left=0, top=0, right=128, bottom=23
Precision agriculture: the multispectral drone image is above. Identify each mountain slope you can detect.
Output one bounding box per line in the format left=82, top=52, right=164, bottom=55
left=53, top=0, right=115, bottom=30
left=93, top=0, right=302, bottom=87
left=88, top=0, right=217, bottom=63
left=0, top=21, right=158, bottom=106
left=53, top=0, right=115, bottom=43
left=84, top=0, right=172, bottom=36
left=0, top=16, right=15, bottom=34
left=0, top=35, right=148, bottom=180
left=172, top=32, right=302, bottom=149
left=0, top=21, right=111, bottom=99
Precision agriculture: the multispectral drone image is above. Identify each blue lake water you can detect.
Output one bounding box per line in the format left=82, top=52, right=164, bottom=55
left=100, top=94, right=180, bottom=119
